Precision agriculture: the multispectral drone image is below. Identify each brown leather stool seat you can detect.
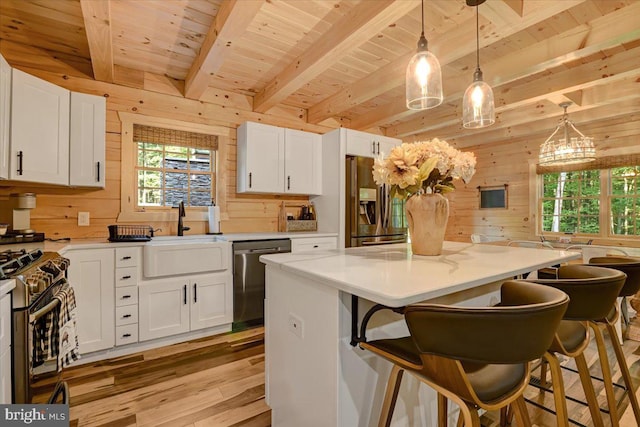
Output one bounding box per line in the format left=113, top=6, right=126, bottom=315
left=528, top=264, right=626, bottom=427
left=585, top=256, right=640, bottom=425
left=360, top=280, right=569, bottom=427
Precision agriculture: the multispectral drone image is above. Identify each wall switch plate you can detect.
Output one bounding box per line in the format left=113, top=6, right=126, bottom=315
left=78, top=211, right=90, bottom=226
left=288, top=313, right=304, bottom=339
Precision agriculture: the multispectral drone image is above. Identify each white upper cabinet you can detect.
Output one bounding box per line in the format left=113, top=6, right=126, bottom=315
left=345, top=128, right=401, bottom=159
left=0, top=54, right=10, bottom=180
left=70, top=92, right=106, bottom=187
left=10, top=69, right=70, bottom=185
left=237, top=121, right=321, bottom=195
left=284, top=128, right=321, bottom=195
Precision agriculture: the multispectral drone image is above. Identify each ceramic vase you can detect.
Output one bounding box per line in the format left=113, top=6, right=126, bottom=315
left=405, top=193, right=449, bottom=256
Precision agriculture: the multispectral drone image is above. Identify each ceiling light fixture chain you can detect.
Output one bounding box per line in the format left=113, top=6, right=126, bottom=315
left=462, top=0, right=495, bottom=129
left=538, top=102, right=596, bottom=166
left=405, top=0, right=443, bottom=110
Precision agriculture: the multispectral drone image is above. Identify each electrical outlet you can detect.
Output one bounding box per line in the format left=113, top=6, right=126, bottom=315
left=288, top=313, right=304, bottom=339
left=78, top=211, right=90, bottom=226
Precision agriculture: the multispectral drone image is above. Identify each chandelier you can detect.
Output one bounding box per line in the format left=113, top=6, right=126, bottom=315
left=538, top=102, right=596, bottom=166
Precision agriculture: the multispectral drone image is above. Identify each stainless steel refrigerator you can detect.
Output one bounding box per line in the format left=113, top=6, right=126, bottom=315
left=345, top=156, right=407, bottom=247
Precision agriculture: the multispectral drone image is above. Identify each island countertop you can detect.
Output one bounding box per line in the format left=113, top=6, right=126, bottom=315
left=260, top=241, right=581, bottom=307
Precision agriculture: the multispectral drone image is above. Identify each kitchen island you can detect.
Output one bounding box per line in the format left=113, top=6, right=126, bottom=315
left=261, top=241, right=580, bottom=427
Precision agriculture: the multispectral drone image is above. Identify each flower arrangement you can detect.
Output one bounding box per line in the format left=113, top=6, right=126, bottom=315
left=372, top=138, right=477, bottom=199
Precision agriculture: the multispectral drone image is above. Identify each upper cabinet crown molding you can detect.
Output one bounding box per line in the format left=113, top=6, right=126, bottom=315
left=237, top=121, right=322, bottom=195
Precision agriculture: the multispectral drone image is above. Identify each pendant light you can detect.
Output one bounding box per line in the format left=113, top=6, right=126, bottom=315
left=462, top=0, right=495, bottom=128
left=406, top=0, right=443, bottom=110
left=538, top=102, right=596, bottom=166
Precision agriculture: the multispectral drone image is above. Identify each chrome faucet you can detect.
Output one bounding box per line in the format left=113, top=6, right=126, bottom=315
left=176, top=201, right=190, bottom=236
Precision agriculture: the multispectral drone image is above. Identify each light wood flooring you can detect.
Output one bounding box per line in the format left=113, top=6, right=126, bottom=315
left=32, top=325, right=640, bottom=427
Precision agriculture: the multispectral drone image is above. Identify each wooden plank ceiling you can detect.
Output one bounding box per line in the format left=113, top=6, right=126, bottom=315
left=1, top=0, right=638, bottom=148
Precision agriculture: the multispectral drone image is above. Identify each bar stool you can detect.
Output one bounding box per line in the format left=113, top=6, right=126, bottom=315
left=587, top=256, right=640, bottom=425
left=528, top=264, right=626, bottom=427
left=359, top=280, right=569, bottom=427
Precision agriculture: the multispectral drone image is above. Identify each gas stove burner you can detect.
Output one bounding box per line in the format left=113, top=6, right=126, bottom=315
left=0, top=249, right=44, bottom=280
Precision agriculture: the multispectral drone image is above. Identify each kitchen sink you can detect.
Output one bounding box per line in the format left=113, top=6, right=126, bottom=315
left=143, top=238, right=230, bottom=278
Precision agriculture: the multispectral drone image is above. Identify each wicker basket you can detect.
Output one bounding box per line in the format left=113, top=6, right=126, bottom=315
left=108, top=225, right=153, bottom=242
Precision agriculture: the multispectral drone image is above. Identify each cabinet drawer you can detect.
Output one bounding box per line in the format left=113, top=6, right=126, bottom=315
left=115, top=247, right=139, bottom=268
left=115, top=324, right=138, bottom=346
left=115, top=266, right=138, bottom=287
left=115, top=305, right=138, bottom=326
left=115, top=286, right=138, bottom=307
left=291, top=237, right=337, bottom=253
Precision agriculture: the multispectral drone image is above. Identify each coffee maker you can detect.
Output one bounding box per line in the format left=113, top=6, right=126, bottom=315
left=0, top=193, right=45, bottom=242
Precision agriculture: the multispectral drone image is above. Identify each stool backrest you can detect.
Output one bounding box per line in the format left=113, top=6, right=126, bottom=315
left=588, top=256, right=640, bottom=297
left=529, top=264, right=626, bottom=321
left=404, top=281, right=568, bottom=364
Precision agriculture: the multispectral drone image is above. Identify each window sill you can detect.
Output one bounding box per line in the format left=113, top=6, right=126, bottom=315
left=117, top=210, right=207, bottom=223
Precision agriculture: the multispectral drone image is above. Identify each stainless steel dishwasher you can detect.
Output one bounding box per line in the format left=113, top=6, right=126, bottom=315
left=233, top=239, right=291, bottom=330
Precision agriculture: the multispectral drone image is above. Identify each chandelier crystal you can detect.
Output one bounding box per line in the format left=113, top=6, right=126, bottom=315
left=406, top=0, right=443, bottom=110
left=538, top=102, right=596, bottom=166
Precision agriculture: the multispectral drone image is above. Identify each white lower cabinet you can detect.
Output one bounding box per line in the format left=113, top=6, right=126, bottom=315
left=139, top=272, right=232, bottom=342
left=0, top=292, right=11, bottom=404
left=65, top=248, right=115, bottom=354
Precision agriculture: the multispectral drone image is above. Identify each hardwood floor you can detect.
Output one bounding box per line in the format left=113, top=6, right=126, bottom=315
left=32, top=325, right=640, bottom=426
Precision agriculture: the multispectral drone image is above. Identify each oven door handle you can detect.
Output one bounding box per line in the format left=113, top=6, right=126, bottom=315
left=47, top=381, right=69, bottom=405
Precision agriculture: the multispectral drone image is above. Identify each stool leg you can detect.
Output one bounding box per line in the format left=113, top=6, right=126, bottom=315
left=605, top=321, right=640, bottom=424
left=543, top=352, right=570, bottom=427
left=589, top=321, right=620, bottom=427
left=438, top=393, right=448, bottom=427
left=458, top=401, right=480, bottom=427
left=511, top=395, right=532, bottom=427
left=575, top=352, right=605, bottom=427
left=378, top=364, right=404, bottom=427
left=539, top=358, right=549, bottom=388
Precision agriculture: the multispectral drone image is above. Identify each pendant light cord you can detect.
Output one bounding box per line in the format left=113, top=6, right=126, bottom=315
left=475, top=5, right=480, bottom=70
left=421, top=0, right=425, bottom=37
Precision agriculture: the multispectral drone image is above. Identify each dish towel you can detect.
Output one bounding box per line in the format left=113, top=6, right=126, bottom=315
left=54, top=279, right=81, bottom=369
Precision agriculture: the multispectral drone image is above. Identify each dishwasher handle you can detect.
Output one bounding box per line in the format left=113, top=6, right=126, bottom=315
left=234, top=247, right=289, bottom=255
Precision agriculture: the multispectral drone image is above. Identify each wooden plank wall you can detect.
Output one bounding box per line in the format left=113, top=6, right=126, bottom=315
left=446, top=115, right=640, bottom=246
left=0, top=40, right=334, bottom=239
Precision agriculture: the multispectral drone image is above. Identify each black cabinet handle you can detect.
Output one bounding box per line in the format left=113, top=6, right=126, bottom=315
left=96, top=161, right=101, bottom=182
left=193, top=283, right=197, bottom=303
left=287, top=176, right=291, bottom=190
left=122, top=275, right=131, bottom=280
left=122, top=256, right=132, bottom=260
left=371, top=141, right=375, bottom=154
left=183, top=284, right=187, bottom=305
left=313, top=245, right=319, bottom=248
left=249, top=172, right=252, bottom=188
left=122, top=295, right=131, bottom=299
left=17, top=151, right=23, bottom=175
left=122, top=333, right=131, bottom=338
left=377, top=142, right=380, bottom=155
left=123, top=314, right=132, bottom=318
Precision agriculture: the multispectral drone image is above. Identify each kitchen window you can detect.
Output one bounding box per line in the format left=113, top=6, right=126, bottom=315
left=538, top=163, right=640, bottom=238
left=134, top=124, right=217, bottom=208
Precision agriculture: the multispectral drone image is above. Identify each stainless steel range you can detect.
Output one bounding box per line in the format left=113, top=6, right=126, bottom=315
left=1, top=248, right=71, bottom=404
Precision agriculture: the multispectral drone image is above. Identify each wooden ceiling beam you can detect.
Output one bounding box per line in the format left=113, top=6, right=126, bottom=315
left=353, top=2, right=640, bottom=131
left=307, top=0, right=584, bottom=124
left=184, top=0, right=263, bottom=100
left=79, top=0, right=114, bottom=82
left=252, top=0, right=419, bottom=114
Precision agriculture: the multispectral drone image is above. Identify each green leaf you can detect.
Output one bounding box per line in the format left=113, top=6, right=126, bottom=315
left=418, top=158, right=438, bottom=183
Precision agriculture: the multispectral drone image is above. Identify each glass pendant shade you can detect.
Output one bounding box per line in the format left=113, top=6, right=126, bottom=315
left=538, top=103, right=596, bottom=166
left=462, top=71, right=495, bottom=128
left=406, top=43, right=443, bottom=110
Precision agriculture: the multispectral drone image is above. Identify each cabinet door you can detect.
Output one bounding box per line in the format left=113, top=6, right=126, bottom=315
left=189, top=272, right=232, bottom=331
left=284, top=129, right=321, bottom=195
left=10, top=69, right=69, bottom=185
left=378, top=136, right=401, bottom=158
left=0, top=348, right=10, bottom=404
left=70, top=92, right=106, bottom=187
left=139, top=278, right=190, bottom=341
left=345, top=129, right=378, bottom=158
left=66, top=249, right=115, bottom=354
left=237, top=122, right=284, bottom=193
left=0, top=54, right=10, bottom=180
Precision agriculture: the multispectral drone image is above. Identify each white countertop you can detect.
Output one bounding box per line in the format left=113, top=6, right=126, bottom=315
left=0, top=278, right=16, bottom=296
left=260, top=241, right=581, bottom=307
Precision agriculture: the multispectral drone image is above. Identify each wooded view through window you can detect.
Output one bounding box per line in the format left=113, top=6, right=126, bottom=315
left=540, top=166, right=640, bottom=236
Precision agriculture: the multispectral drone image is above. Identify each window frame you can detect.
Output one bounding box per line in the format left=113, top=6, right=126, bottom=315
left=118, top=112, right=230, bottom=223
